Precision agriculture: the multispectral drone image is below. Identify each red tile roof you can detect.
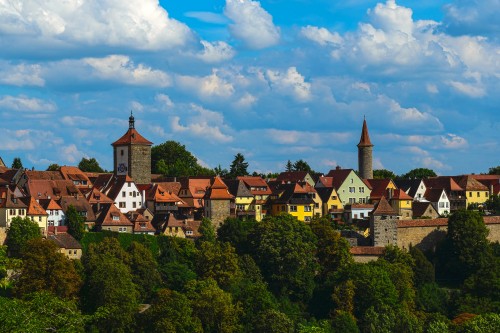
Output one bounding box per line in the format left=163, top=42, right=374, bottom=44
left=425, top=176, right=463, bottom=192
left=357, top=118, right=373, bottom=147
left=86, top=187, right=114, bottom=204
left=397, top=218, right=449, bottom=228
left=455, top=175, right=489, bottom=191
left=350, top=246, right=384, bottom=255
left=316, top=176, right=334, bottom=188
left=205, top=177, right=234, bottom=200
left=372, top=196, right=397, bottom=216
left=24, top=197, right=48, bottom=216
left=392, top=188, right=413, bottom=200
left=24, top=170, right=64, bottom=181
left=326, top=168, right=355, bottom=190
left=424, top=188, right=446, bottom=202
left=365, top=179, right=392, bottom=199
left=238, top=176, right=272, bottom=195
left=276, top=171, right=310, bottom=183
left=112, top=128, right=152, bottom=146
left=97, top=204, right=134, bottom=227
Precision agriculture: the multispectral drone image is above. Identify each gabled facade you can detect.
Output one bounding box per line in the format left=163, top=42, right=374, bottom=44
left=364, top=179, right=397, bottom=203
left=412, top=201, right=440, bottom=219
left=95, top=204, right=134, bottom=233
left=425, top=176, right=466, bottom=211
left=39, top=199, right=65, bottom=227
left=178, top=177, right=212, bottom=220
left=225, top=179, right=255, bottom=220
left=238, top=176, right=272, bottom=221
left=424, top=188, right=450, bottom=216
left=390, top=189, right=413, bottom=219
left=0, top=187, right=27, bottom=227
left=127, top=211, right=156, bottom=235
left=326, top=168, right=371, bottom=206
left=142, top=183, right=185, bottom=215
left=276, top=171, right=315, bottom=187
left=23, top=196, right=49, bottom=234
left=395, top=179, right=427, bottom=202
left=59, top=196, right=96, bottom=230
left=48, top=231, right=82, bottom=260
left=271, top=183, right=315, bottom=222
left=94, top=174, right=143, bottom=213
left=316, top=187, right=343, bottom=220
left=454, top=175, right=490, bottom=208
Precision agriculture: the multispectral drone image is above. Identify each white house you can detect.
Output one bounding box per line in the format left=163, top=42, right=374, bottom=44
left=39, top=198, right=65, bottom=226
left=93, top=174, right=143, bottom=214
left=424, top=188, right=450, bottom=216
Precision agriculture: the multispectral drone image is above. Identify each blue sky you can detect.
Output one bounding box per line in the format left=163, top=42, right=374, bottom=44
left=0, top=0, right=498, bottom=175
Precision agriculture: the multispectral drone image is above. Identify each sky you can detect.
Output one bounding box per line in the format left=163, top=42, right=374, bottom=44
left=0, top=0, right=498, bottom=176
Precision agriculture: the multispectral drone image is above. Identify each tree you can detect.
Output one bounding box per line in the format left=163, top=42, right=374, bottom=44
left=285, top=160, right=293, bottom=172
left=196, top=241, right=241, bottom=289
left=214, top=164, right=229, bottom=177
left=252, top=309, right=294, bottom=333
left=488, top=166, right=500, bottom=175
left=249, top=214, right=318, bottom=302
left=66, top=205, right=85, bottom=240
left=46, top=163, right=60, bottom=171
left=373, top=169, right=397, bottom=179
left=198, top=218, right=216, bottom=243
left=410, top=246, right=435, bottom=287
left=400, top=168, right=437, bottom=179
left=13, top=238, right=82, bottom=299
left=217, top=217, right=256, bottom=254
left=128, top=241, right=161, bottom=302
left=293, top=159, right=314, bottom=174
left=187, top=278, right=242, bottom=333
left=78, top=157, right=104, bottom=173
left=485, top=195, right=500, bottom=214
left=6, top=216, right=41, bottom=257
left=229, top=153, right=249, bottom=178
left=152, top=140, right=213, bottom=176
left=11, top=157, right=23, bottom=169
left=139, top=289, right=203, bottom=333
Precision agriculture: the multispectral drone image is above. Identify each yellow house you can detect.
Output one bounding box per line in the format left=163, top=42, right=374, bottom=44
left=364, top=179, right=397, bottom=204
left=456, top=175, right=490, bottom=208
left=316, top=187, right=344, bottom=219
left=24, top=197, right=49, bottom=235
left=0, top=187, right=27, bottom=228
left=270, top=183, right=314, bottom=222
left=238, top=176, right=273, bottom=222
left=225, top=179, right=255, bottom=220
left=390, top=189, right=413, bottom=219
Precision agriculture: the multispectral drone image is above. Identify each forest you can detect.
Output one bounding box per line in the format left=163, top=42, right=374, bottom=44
left=0, top=210, right=499, bottom=333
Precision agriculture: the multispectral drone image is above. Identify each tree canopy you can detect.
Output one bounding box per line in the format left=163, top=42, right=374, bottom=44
left=11, top=157, right=23, bottom=169
left=66, top=205, right=85, bottom=240
left=488, top=166, right=500, bottom=175
left=152, top=140, right=213, bottom=176
left=46, top=163, right=60, bottom=171
left=229, top=153, right=249, bottom=178
left=400, top=168, right=437, bottom=179
left=373, top=169, right=397, bottom=179
left=78, top=157, right=104, bottom=173
left=6, top=216, right=41, bottom=257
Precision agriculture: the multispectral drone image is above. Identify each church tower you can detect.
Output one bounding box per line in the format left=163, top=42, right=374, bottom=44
left=112, top=113, right=153, bottom=184
left=357, top=118, right=373, bottom=180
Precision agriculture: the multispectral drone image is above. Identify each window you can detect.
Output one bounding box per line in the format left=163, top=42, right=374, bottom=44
left=349, top=198, right=355, bottom=204
left=121, top=150, right=124, bottom=156
left=18, top=209, right=24, bottom=215
left=9, top=209, right=15, bottom=215
left=350, top=178, right=353, bottom=184
left=304, top=216, right=311, bottom=222
left=122, top=191, right=126, bottom=197
left=128, top=183, right=131, bottom=187
left=133, top=191, right=136, bottom=197
left=359, top=187, right=364, bottom=193
left=477, top=192, right=480, bottom=197
left=55, top=211, right=59, bottom=215
left=119, top=202, right=126, bottom=208
left=315, top=203, right=319, bottom=208
left=236, top=204, right=245, bottom=210
left=281, top=206, right=285, bottom=212
left=133, top=202, right=136, bottom=208
left=406, top=201, right=410, bottom=205
left=38, top=216, right=42, bottom=221
left=113, top=216, right=119, bottom=221
left=469, top=192, right=472, bottom=197
left=331, top=195, right=337, bottom=200
left=349, top=187, right=355, bottom=193
left=360, top=213, right=364, bottom=218
left=289, top=205, right=297, bottom=212
left=354, top=214, right=358, bottom=219
left=304, top=206, right=312, bottom=212
left=486, top=192, right=489, bottom=197
left=50, top=210, right=53, bottom=215
left=439, top=202, right=444, bottom=208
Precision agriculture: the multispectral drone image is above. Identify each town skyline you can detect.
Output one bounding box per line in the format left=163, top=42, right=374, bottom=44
left=0, top=0, right=498, bottom=175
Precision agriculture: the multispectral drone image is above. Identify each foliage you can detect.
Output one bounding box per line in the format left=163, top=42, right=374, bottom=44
left=0, top=292, right=86, bottom=333
left=196, top=241, right=241, bottom=289
left=6, top=216, right=41, bottom=257
left=139, top=288, right=203, bottom=333
left=331, top=310, right=359, bottom=333
left=198, top=218, right=216, bottom=243
left=229, top=153, right=249, bottom=178
left=46, top=163, right=60, bottom=171
left=293, top=159, right=315, bottom=174
left=460, top=256, right=500, bottom=313
left=81, top=230, right=159, bottom=255
left=416, top=282, right=449, bottom=314
left=252, top=309, right=294, bottom=333
left=128, top=241, right=161, bottom=302
left=249, top=214, right=319, bottom=302
left=285, top=160, right=293, bottom=172
left=186, top=278, right=242, bottom=333
left=400, top=168, right=437, bottom=179
left=13, top=238, right=82, bottom=299
left=454, top=313, right=500, bottom=333
left=66, top=205, right=85, bottom=241
left=214, top=164, right=229, bottom=177
left=484, top=195, right=500, bottom=214
left=488, top=166, right=500, bottom=175
left=410, top=246, right=435, bottom=287
left=151, top=140, right=213, bottom=176
left=217, top=217, right=256, bottom=254
left=11, top=157, right=23, bottom=169
left=373, top=169, right=397, bottom=179
left=78, top=157, right=104, bottom=173
left=159, top=261, right=197, bottom=291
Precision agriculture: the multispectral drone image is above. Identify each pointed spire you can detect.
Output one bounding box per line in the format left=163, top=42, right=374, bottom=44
left=357, top=118, right=373, bottom=147
left=129, top=110, right=135, bottom=129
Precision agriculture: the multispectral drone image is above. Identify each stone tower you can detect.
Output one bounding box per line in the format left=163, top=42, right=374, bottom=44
left=112, top=113, right=153, bottom=185
left=370, top=196, right=398, bottom=246
left=357, top=118, right=373, bottom=180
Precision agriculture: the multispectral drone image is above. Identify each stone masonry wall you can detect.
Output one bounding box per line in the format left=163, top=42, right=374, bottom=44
left=371, top=216, right=397, bottom=247
left=358, top=146, right=373, bottom=179
left=397, top=225, right=447, bottom=251
left=130, top=145, right=151, bottom=185
left=210, top=200, right=231, bottom=228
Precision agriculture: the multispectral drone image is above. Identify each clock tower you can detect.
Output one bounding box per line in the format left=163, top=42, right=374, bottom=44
left=112, top=112, right=153, bottom=184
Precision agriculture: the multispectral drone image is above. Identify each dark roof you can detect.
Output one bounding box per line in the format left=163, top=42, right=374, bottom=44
left=96, top=204, right=133, bottom=227
left=454, top=175, right=489, bottom=191
left=365, top=179, right=392, bottom=199
left=425, top=176, right=463, bottom=192
left=273, top=183, right=314, bottom=205
left=225, top=179, right=253, bottom=198
left=357, top=118, right=373, bottom=147
left=394, top=179, right=423, bottom=198
left=276, top=171, right=310, bottom=183
left=316, top=187, right=336, bottom=202
left=424, top=188, right=446, bottom=202
left=48, top=233, right=82, bottom=249
left=0, top=187, right=27, bottom=209
left=59, top=196, right=96, bottom=222
left=325, top=168, right=356, bottom=189
left=412, top=201, right=437, bottom=218
left=372, top=196, right=397, bottom=216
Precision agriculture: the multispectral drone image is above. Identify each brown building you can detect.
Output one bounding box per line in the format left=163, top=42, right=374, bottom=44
left=112, top=113, right=152, bottom=185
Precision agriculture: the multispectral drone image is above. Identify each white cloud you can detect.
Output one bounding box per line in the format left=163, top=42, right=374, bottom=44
left=185, top=11, right=228, bottom=24
left=234, top=92, right=257, bottom=108
left=196, top=40, right=235, bottom=63
left=265, top=67, right=311, bottom=101
left=0, top=0, right=193, bottom=50
left=0, top=129, right=62, bottom=151
left=155, top=94, right=174, bottom=108
left=176, top=70, right=235, bottom=99
left=301, top=26, right=343, bottom=46
left=0, top=95, right=56, bottom=112
left=440, top=133, right=468, bottom=149
left=59, top=144, right=86, bottom=164
left=266, top=129, right=350, bottom=146
left=84, top=55, right=171, bottom=87
left=447, top=80, right=486, bottom=98
left=0, top=63, right=45, bottom=87
left=426, top=84, right=439, bottom=94
left=224, top=0, right=280, bottom=49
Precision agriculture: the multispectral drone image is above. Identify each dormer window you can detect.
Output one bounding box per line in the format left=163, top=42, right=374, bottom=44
left=113, top=216, right=119, bottom=221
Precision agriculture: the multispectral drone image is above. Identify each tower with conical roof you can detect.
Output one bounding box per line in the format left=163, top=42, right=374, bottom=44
left=357, top=118, right=373, bottom=180
left=111, top=112, right=153, bottom=184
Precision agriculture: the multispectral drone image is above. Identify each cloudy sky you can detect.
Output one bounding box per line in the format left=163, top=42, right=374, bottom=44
left=0, top=0, right=498, bottom=175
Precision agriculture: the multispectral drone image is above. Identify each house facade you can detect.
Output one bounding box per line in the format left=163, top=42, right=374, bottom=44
left=326, top=168, right=371, bottom=206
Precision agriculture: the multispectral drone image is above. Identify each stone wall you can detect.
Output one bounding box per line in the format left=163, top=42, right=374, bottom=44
left=358, top=146, right=373, bottom=180
left=209, top=200, right=231, bottom=228
left=130, top=145, right=151, bottom=185
left=371, top=215, right=397, bottom=247
left=0, top=227, right=7, bottom=245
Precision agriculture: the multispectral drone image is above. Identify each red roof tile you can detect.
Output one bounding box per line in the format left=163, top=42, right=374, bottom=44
left=350, top=246, right=384, bottom=255
left=372, top=196, right=397, bottom=216
left=357, top=118, right=373, bottom=147
left=205, top=177, right=233, bottom=200
left=112, top=128, right=152, bottom=146
left=392, top=189, right=413, bottom=200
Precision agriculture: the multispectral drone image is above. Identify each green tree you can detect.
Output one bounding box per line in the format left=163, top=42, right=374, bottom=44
left=455, top=313, right=500, bottom=333
left=249, top=214, right=318, bottom=302
left=217, top=217, right=256, bottom=254
left=139, top=289, right=203, bottom=333
left=152, top=140, right=213, bottom=176
left=196, top=241, right=241, bottom=289
left=285, top=160, right=293, bottom=172
left=410, top=246, right=435, bottom=287
left=373, top=169, right=397, bottom=179
left=78, top=157, right=104, bottom=173
left=331, top=310, right=359, bottom=333
left=488, top=166, right=500, bottom=175
left=13, top=238, right=82, bottom=299
left=214, top=164, right=229, bottom=177
left=66, top=205, right=85, bottom=240
left=187, top=278, right=242, bottom=333
left=293, top=159, right=314, bottom=173
left=400, top=168, right=437, bottom=179
left=252, top=309, right=294, bottom=333
left=229, top=153, right=249, bottom=178
left=6, top=216, right=41, bottom=257
left=485, top=195, right=500, bottom=214
left=128, top=241, right=161, bottom=302
left=199, top=218, right=216, bottom=243
left=11, top=157, right=23, bottom=169
left=46, top=163, right=60, bottom=171
left=0, top=292, right=86, bottom=332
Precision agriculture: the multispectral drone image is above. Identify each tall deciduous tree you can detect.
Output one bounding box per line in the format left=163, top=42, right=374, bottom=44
left=196, top=241, right=241, bottom=289
left=373, top=169, right=397, bottom=179
left=152, top=140, right=213, bottom=176
left=78, top=157, right=104, bottom=173
left=229, top=153, right=249, bottom=178
left=11, top=157, right=23, bottom=169
left=6, top=216, right=41, bottom=257
left=128, top=241, right=161, bottom=302
left=400, top=168, right=437, bottom=179
left=46, top=163, right=60, bottom=171
left=13, top=238, right=82, bottom=299
left=488, top=166, right=500, bottom=175
left=66, top=205, right=85, bottom=240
